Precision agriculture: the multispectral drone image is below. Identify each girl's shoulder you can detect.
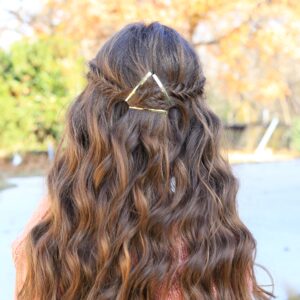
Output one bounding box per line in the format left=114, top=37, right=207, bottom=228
left=11, top=195, right=50, bottom=299
left=11, top=195, right=50, bottom=264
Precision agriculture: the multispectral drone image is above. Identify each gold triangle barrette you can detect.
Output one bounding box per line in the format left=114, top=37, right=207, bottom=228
left=125, top=71, right=172, bottom=114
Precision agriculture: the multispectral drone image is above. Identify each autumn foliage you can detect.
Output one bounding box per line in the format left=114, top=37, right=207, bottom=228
left=1, top=0, right=300, bottom=152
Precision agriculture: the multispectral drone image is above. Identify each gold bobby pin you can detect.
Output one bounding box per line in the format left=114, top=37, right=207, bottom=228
left=125, top=71, right=171, bottom=114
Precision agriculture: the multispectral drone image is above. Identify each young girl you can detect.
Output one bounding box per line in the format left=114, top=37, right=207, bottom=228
left=11, top=21, right=273, bottom=300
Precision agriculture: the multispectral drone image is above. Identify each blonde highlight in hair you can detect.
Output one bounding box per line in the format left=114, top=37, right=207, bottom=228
left=18, top=21, right=274, bottom=300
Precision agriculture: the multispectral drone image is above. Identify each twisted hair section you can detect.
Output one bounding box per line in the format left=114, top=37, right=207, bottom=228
left=17, top=21, right=273, bottom=300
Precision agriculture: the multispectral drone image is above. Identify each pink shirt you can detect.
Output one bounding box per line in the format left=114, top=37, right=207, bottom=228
left=11, top=196, right=49, bottom=300
left=11, top=197, right=252, bottom=299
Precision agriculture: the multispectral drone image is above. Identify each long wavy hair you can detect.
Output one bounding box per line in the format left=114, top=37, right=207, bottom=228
left=19, top=21, right=273, bottom=300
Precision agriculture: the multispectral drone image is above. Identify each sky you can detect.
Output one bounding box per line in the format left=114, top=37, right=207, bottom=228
left=0, top=0, right=42, bottom=49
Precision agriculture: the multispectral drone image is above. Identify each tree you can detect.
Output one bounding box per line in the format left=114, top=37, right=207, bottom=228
left=0, top=35, right=85, bottom=154
left=1, top=0, right=300, bottom=152
left=4, top=0, right=299, bottom=124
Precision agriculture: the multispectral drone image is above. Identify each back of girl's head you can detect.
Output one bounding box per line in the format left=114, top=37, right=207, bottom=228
left=19, top=21, right=273, bottom=300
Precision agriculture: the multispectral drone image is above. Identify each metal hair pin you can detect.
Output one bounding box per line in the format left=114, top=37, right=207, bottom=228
left=125, top=71, right=171, bottom=114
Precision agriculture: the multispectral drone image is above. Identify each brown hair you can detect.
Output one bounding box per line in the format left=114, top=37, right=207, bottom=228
left=18, top=21, right=273, bottom=300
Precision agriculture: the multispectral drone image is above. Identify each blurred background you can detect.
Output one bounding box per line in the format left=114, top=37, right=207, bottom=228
left=0, top=0, right=299, bottom=299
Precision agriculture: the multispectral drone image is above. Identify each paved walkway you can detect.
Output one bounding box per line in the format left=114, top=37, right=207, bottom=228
left=233, top=160, right=300, bottom=299
left=0, top=160, right=299, bottom=299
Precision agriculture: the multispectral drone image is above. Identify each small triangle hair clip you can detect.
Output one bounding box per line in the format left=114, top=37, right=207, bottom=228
left=125, top=71, right=172, bottom=114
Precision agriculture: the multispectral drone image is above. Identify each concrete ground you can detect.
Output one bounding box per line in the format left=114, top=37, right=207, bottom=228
left=233, top=159, right=300, bottom=299
left=0, top=159, right=299, bottom=299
